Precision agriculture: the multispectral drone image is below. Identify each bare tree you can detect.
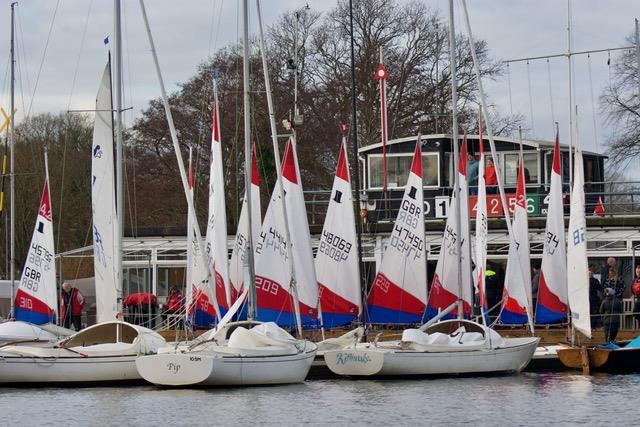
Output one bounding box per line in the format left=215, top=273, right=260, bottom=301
left=601, top=34, right=640, bottom=165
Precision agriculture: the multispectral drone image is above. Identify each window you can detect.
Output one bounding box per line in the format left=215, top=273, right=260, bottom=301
left=504, top=153, right=538, bottom=185
left=157, top=267, right=186, bottom=298
left=368, top=153, right=439, bottom=189
left=545, top=151, right=569, bottom=184
left=123, top=267, right=152, bottom=296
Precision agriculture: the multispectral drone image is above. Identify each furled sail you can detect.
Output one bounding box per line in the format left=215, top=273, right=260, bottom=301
left=205, top=81, right=231, bottom=315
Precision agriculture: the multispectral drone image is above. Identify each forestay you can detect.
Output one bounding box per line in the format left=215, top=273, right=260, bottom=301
left=15, top=173, right=57, bottom=324
left=316, top=138, right=361, bottom=327
left=367, top=140, right=427, bottom=324
left=91, top=63, right=119, bottom=323
left=205, top=81, right=231, bottom=314
left=536, top=133, right=568, bottom=324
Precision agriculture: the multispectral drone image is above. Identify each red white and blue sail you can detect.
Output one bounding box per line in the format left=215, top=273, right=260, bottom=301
left=316, top=138, right=361, bottom=327
left=367, top=140, right=426, bottom=324
left=254, top=139, right=319, bottom=328
left=205, top=81, right=231, bottom=315
left=474, top=131, right=489, bottom=323
left=15, top=174, right=57, bottom=324
left=229, top=145, right=261, bottom=305
left=91, top=63, right=119, bottom=323
left=427, top=138, right=473, bottom=319
left=535, top=132, right=567, bottom=324
left=186, top=151, right=218, bottom=328
left=501, top=151, right=533, bottom=325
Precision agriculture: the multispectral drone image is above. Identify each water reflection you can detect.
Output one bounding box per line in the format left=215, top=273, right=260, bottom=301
left=0, top=373, right=636, bottom=426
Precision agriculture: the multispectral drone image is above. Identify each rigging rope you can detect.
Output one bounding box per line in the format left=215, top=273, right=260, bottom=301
left=526, top=60, right=535, bottom=136
left=26, top=0, right=61, bottom=120
left=546, top=58, right=555, bottom=133
left=56, top=0, right=94, bottom=254
left=587, top=53, right=599, bottom=153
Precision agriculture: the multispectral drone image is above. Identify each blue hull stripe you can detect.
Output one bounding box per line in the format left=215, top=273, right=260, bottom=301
left=500, top=309, right=528, bottom=325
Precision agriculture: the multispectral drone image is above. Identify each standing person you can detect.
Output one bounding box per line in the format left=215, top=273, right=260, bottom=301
left=60, top=282, right=85, bottom=331
left=164, top=286, right=184, bottom=328
left=600, top=257, right=617, bottom=284
left=600, top=287, right=622, bottom=343
left=632, top=265, right=640, bottom=325
left=588, top=265, right=603, bottom=328
left=467, top=153, right=479, bottom=195
left=603, top=267, right=625, bottom=300
left=484, top=157, right=498, bottom=194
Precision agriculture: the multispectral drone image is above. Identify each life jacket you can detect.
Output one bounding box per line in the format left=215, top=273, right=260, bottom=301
left=632, top=278, right=640, bottom=297
left=61, top=288, right=85, bottom=318
left=166, top=291, right=183, bottom=313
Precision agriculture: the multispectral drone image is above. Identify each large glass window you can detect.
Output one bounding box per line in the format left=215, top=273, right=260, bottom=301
left=369, top=153, right=439, bottom=188
left=504, top=152, right=538, bottom=185
left=157, top=267, right=186, bottom=298
left=123, top=267, right=152, bottom=296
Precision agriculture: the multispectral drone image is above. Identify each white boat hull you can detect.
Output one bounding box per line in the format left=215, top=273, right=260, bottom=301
left=136, top=346, right=316, bottom=386
left=0, top=352, right=141, bottom=383
left=324, top=337, right=540, bottom=377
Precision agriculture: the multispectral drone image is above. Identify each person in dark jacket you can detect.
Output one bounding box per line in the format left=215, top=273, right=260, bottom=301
left=602, top=267, right=625, bottom=300
left=632, top=265, right=640, bottom=325
left=588, top=265, right=603, bottom=328
left=600, top=287, right=623, bottom=343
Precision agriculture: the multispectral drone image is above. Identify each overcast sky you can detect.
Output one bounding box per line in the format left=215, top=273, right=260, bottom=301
left=0, top=0, right=638, bottom=157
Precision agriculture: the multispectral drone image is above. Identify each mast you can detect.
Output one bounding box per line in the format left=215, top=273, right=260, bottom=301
left=567, top=0, right=573, bottom=186
left=9, top=2, right=16, bottom=318
left=243, top=0, right=258, bottom=322
left=448, top=0, right=463, bottom=319
left=635, top=18, right=640, bottom=100
left=114, top=0, right=124, bottom=312
left=348, top=0, right=365, bottom=315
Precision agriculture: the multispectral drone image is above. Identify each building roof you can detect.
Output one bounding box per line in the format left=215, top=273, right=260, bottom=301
left=358, top=133, right=606, bottom=158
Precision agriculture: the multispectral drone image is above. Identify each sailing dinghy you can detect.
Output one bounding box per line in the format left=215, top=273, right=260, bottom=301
left=0, top=63, right=167, bottom=383
left=135, top=0, right=316, bottom=386
left=0, top=165, right=74, bottom=346
left=323, top=138, right=539, bottom=377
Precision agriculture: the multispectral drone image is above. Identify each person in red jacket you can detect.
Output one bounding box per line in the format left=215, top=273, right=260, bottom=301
left=61, top=282, right=85, bottom=331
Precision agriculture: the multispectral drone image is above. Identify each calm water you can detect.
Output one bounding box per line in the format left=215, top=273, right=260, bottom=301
left=1, top=373, right=637, bottom=426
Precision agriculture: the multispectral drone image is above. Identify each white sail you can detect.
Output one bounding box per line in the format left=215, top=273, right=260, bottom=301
left=186, top=151, right=218, bottom=327
left=14, top=170, right=57, bottom=324
left=316, top=138, right=361, bottom=327
left=367, top=140, right=427, bottom=323
left=567, top=137, right=591, bottom=338
left=427, top=138, right=473, bottom=318
left=282, top=139, right=320, bottom=325
left=91, top=63, right=119, bottom=323
left=229, top=146, right=261, bottom=303
left=535, top=133, right=568, bottom=324
left=205, top=81, right=231, bottom=313
left=474, top=133, right=488, bottom=320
